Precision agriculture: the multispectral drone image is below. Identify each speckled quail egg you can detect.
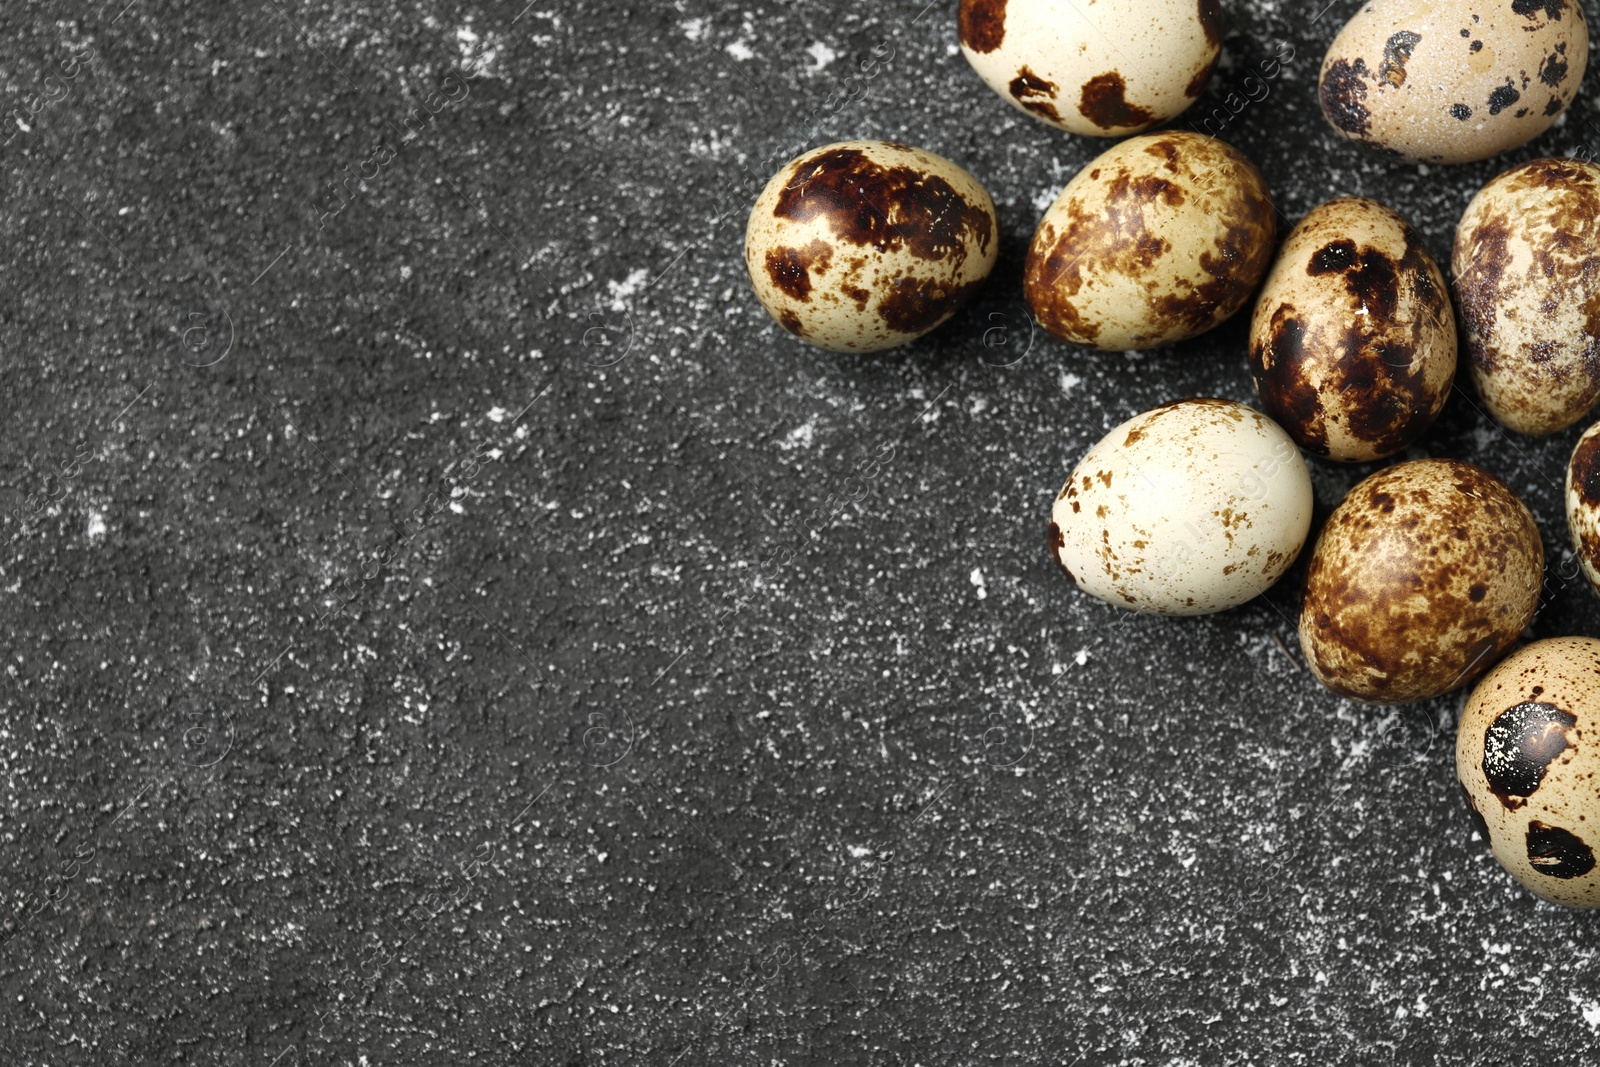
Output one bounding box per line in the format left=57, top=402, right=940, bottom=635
left=958, top=0, right=1222, bottom=137
left=745, top=141, right=999, bottom=353
left=1454, top=157, right=1600, bottom=435
left=1024, top=132, right=1276, bottom=351
left=1458, top=637, right=1600, bottom=908
left=1048, top=398, right=1313, bottom=616
left=1565, top=423, right=1600, bottom=596
left=1299, top=459, right=1543, bottom=704
left=1319, top=0, right=1589, bottom=164
left=1249, top=197, right=1457, bottom=462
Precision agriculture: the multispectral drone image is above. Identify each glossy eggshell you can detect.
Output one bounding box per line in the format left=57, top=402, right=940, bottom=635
left=1048, top=398, right=1313, bottom=616
left=1453, top=157, right=1600, bottom=435
left=1024, top=132, right=1276, bottom=351
left=1564, top=423, right=1600, bottom=595
left=1319, top=0, right=1589, bottom=164
left=1249, top=197, right=1457, bottom=462
left=1457, top=637, right=1600, bottom=908
left=1299, top=459, right=1543, bottom=704
left=745, top=141, right=999, bottom=353
left=958, top=0, right=1222, bottom=136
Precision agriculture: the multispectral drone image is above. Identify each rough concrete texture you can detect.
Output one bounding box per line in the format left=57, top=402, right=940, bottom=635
left=3, top=0, right=1600, bottom=1063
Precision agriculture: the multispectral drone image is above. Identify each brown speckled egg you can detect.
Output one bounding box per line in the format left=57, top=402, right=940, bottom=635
left=1024, top=132, right=1276, bottom=351
left=1564, top=423, right=1600, bottom=595
left=1299, top=459, right=1543, bottom=704
left=744, top=141, right=999, bottom=353
left=1319, top=0, right=1588, bottom=164
left=1248, top=197, right=1456, bottom=463
left=1453, top=157, right=1600, bottom=435
left=958, top=0, right=1221, bottom=137
left=1457, top=638, right=1600, bottom=908
left=1048, top=398, right=1313, bottom=616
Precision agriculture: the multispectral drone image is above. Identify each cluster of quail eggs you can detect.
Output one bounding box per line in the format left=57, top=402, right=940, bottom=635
left=742, top=0, right=1600, bottom=909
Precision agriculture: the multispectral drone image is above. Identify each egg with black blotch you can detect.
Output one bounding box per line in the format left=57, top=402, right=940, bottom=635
left=1457, top=637, right=1600, bottom=908
left=1025, top=131, right=1276, bottom=351
left=744, top=141, right=999, bottom=353
left=1299, top=459, right=1543, bottom=704
left=1048, top=398, right=1313, bottom=616
left=1454, top=157, right=1600, bottom=435
left=1319, top=0, right=1589, bottom=164
left=1248, top=197, right=1456, bottom=462
left=1564, top=422, right=1600, bottom=597
left=958, top=0, right=1222, bottom=137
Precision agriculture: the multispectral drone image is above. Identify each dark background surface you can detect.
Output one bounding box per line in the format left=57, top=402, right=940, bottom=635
left=4, top=0, right=1600, bottom=1063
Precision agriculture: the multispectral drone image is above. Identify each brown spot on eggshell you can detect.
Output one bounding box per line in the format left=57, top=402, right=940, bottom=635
left=1048, top=520, right=1075, bottom=583
left=1378, top=31, right=1422, bottom=88
left=1321, top=58, right=1373, bottom=135
left=1249, top=310, right=1333, bottom=456
left=1527, top=821, right=1596, bottom=879
left=1185, top=53, right=1219, bottom=98
left=778, top=308, right=806, bottom=336
left=1459, top=782, right=1492, bottom=842
left=1512, top=0, right=1569, bottom=21
left=1483, top=701, right=1578, bottom=808
left=773, top=147, right=993, bottom=265
left=1009, top=66, right=1060, bottom=122
left=1539, top=48, right=1570, bottom=86
left=876, top=275, right=985, bottom=335
left=763, top=239, right=833, bottom=302
left=1078, top=71, right=1155, bottom=130
left=1572, top=430, right=1600, bottom=509
left=958, top=0, right=1007, bottom=54
left=1488, top=81, right=1522, bottom=115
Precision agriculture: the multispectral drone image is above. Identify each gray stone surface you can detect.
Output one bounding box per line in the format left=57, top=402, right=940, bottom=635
left=3, top=0, right=1600, bottom=1063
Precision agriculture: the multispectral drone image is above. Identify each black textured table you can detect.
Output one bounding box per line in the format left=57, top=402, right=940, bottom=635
left=5, top=1, right=1600, bottom=1063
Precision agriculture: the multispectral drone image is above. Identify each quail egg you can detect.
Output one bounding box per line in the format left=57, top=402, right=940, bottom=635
left=1249, top=197, right=1457, bottom=462
left=1025, top=131, right=1276, bottom=351
left=958, top=0, right=1222, bottom=136
left=1565, top=422, right=1600, bottom=596
left=1048, top=398, right=1313, bottom=616
left=745, top=141, right=999, bottom=353
left=1458, top=637, right=1600, bottom=908
left=1454, top=157, right=1600, bottom=435
left=1299, top=459, right=1543, bottom=704
left=1319, top=0, right=1589, bottom=164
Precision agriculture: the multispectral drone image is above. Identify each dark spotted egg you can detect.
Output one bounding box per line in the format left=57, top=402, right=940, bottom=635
left=1458, top=638, right=1600, bottom=908
left=1454, top=158, right=1600, bottom=435
left=1565, top=422, right=1600, bottom=595
left=1299, top=459, right=1543, bottom=704
left=744, top=141, right=999, bottom=353
left=1024, top=132, right=1276, bottom=351
left=958, top=0, right=1222, bottom=137
left=1319, top=0, right=1589, bottom=164
left=1248, top=197, right=1456, bottom=462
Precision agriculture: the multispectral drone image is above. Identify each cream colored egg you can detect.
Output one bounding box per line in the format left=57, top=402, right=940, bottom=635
left=1047, top=398, right=1312, bottom=616
left=1565, top=422, right=1600, bottom=595
left=1299, top=459, right=1543, bottom=704
left=1319, top=0, right=1589, bottom=164
left=744, top=141, right=999, bottom=353
left=1248, top=197, right=1457, bottom=462
left=958, top=0, right=1222, bottom=136
left=1458, top=638, right=1600, bottom=908
left=1024, top=132, right=1276, bottom=351
left=1453, top=157, right=1600, bottom=435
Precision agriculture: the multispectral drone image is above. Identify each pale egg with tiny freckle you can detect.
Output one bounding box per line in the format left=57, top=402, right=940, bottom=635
left=1048, top=398, right=1313, bottom=616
